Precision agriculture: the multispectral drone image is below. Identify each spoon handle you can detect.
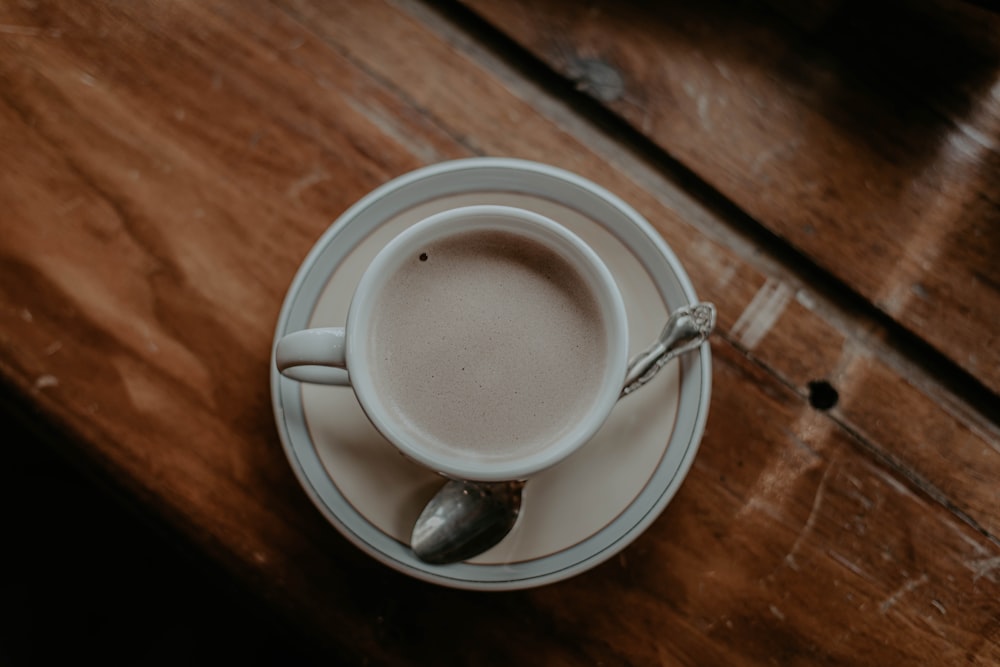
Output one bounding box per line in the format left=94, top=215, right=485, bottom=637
left=620, top=302, right=716, bottom=398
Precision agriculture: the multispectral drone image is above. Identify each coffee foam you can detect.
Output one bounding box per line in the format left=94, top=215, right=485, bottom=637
left=369, top=229, right=608, bottom=464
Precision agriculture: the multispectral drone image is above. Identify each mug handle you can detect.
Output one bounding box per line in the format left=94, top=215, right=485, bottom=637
left=275, top=327, right=350, bottom=386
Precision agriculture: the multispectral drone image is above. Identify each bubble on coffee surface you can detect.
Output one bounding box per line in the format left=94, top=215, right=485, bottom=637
left=369, top=229, right=608, bottom=464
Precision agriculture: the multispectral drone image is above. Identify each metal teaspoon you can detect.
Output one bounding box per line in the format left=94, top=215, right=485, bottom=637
left=410, top=302, right=716, bottom=565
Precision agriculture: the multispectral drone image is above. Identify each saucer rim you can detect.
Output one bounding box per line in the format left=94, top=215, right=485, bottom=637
left=270, top=158, right=712, bottom=591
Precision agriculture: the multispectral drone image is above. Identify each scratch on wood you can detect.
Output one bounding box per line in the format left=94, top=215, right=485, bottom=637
left=785, top=461, right=835, bottom=570
left=731, top=277, right=793, bottom=350
left=744, top=497, right=787, bottom=523
left=286, top=168, right=329, bottom=201
left=845, top=488, right=874, bottom=511
left=567, top=57, right=625, bottom=102
left=750, top=138, right=803, bottom=175
left=828, top=549, right=874, bottom=582
left=967, top=556, right=1000, bottom=583
left=868, top=462, right=916, bottom=499
left=0, top=25, right=42, bottom=36
left=712, top=262, right=738, bottom=290
left=713, top=60, right=733, bottom=82
left=785, top=428, right=822, bottom=460
left=879, top=574, right=929, bottom=614
left=942, top=517, right=991, bottom=557
left=949, top=72, right=1000, bottom=156
left=34, top=374, right=59, bottom=390
left=795, top=288, right=816, bottom=310
left=697, top=95, right=710, bottom=128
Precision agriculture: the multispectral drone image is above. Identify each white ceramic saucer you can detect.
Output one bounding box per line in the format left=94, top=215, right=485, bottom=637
left=270, top=158, right=711, bottom=591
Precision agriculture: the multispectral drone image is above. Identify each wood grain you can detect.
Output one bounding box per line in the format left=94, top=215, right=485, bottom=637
left=459, top=0, right=1000, bottom=396
left=0, top=1, right=997, bottom=664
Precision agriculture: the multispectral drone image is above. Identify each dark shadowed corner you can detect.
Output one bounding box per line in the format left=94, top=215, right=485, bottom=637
left=0, top=384, right=332, bottom=666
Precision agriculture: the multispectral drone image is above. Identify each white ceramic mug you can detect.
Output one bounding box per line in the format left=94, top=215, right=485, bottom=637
left=275, top=205, right=629, bottom=481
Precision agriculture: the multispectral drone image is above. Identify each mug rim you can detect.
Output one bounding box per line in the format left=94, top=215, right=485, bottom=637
left=343, top=204, right=629, bottom=481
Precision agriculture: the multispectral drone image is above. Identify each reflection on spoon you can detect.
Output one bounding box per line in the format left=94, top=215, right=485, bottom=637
left=411, top=479, right=525, bottom=565
left=411, top=302, right=716, bottom=565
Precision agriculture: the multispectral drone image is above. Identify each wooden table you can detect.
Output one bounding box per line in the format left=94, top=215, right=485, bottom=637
left=2, top=0, right=998, bottom=663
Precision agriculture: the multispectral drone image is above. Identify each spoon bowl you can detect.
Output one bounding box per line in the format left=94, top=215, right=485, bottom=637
left=411, top=479, right=526, bottom=565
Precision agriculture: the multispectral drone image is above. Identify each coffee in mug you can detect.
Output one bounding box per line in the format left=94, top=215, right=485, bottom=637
left=369, top=228, right=609, bottom=465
